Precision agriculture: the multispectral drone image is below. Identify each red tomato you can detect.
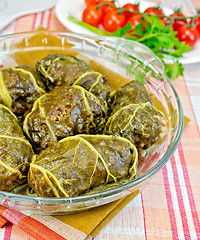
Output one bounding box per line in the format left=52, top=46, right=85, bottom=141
left=82, top=5, right=103, bottom=27
left=122, top=3, right=139, bottom=20
left=85, top=0, right=100, bottom=6
left=144, top=6, right=164, bottom=16
left=176, top=25, right=198, bottom=48
left=192, top=17, right=200, bottom=37
left=159, top=17, right=167, bottom=26
left=101, top=0, right=116, bottom=14
left=102, top=10, right=125, bottom=32
left=170, top=12, right=187, bottom=31
left=127, top=14, right=142, bottom=32
left=144, top=6, right=166, bottom=26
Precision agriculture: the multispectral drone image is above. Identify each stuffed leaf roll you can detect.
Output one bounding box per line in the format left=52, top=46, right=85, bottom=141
left=28, top=135, right=138, bottom=197
left=105, top=81, right=167, bottom=149
left=36, top=53, right=92, bottom=90
left=23, top=85, right=106, bottom=152
left=0, top=66, right=45, bottom=117
left=108, top=80, right=152, bottom=115
left=104, top=101, right=167, bottom=150
left=36, top=54, right=111, bottom=107
left=0, top=104, right=33, bottom=192
left=73, top=71, right=110, bottom=110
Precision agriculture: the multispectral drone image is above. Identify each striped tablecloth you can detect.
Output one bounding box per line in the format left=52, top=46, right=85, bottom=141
left=0, top=2, right=200, bottom=240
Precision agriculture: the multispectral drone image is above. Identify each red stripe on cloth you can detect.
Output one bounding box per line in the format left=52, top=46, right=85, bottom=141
left=162, top=165, right=179, bottom=240
left=0, top=216, right=9, bottom=228
left=178, top=144, right=200, bottom=239
left=3, top=209, right=26, bottom=226
left=40, top=11, right=45, bottom=26
left=18, top=216, right=67, bottom=240
left=47, top=9, right=52, bottom=30
left=3, top=222, right=12, bottom=240
left=140, top=192, right=147, bottom=240
left=31, top=13, right=37, bottom=31
left=170, top=155, right=191, bottom=240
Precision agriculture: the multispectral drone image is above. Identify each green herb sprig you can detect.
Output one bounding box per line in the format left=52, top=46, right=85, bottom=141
left=68, top=13, right=191, bottom=80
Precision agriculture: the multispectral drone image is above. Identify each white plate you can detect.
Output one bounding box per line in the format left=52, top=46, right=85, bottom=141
left=55, top=0, right=200, bottom=65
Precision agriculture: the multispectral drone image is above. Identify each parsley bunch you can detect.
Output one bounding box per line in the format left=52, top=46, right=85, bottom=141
left=113, top=14, right=191, bottom=79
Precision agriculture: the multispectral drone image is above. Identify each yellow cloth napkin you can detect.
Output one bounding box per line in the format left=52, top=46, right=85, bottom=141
left=54, top=190, right=139, bottom=238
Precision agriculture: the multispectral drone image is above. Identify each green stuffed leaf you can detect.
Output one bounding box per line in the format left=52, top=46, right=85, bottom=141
left=28, top=134, right=138, bottom=197
left=0, top=104, right=34, bottom=192
left=23, top=84, right=106, bottom=152
left=0, top=66, right=45, bottom=119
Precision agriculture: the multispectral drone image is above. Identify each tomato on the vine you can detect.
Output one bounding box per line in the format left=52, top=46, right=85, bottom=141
left=170, top=12, right=187, bottom=31
left=127, top=14, right=142, bottom=32
left=191, top=17, right=200, bottom=37
left=82, top=5, right=103, bottom=27
left=144, top=6, right=164, bottom=16
left=102, top=10, right=125, bottom=32
left=144, top=6, right=166, bottom=24
left=176, top=25, right=198, bottom=48
left=122, top=3, right=139, bottom=20
left=101, top=0, right=116, bottom=14
left=85, top=0, right=100, bottom=6
left=159, top=17, right=167, bottom=26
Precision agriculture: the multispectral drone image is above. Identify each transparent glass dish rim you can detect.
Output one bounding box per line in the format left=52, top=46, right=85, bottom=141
left=0, top=31, right=184, bottom=205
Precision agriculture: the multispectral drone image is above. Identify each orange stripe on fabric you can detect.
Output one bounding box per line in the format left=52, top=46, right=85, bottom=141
left=0, top=205, right=7, bottom=216
left=0, top=215, right=9, bottom=228
left=18, top=216, right=67, bottom=240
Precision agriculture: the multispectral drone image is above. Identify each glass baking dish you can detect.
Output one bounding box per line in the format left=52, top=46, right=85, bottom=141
left=0, top=31, right=183, bottom=214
